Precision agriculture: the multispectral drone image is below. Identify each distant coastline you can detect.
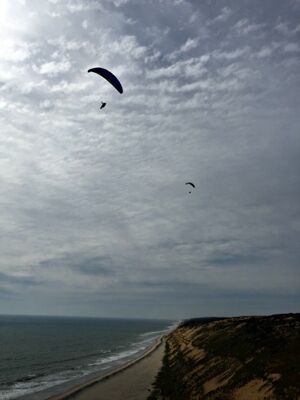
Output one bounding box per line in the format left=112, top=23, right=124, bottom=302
left=6, top=315, right=299, bottom=400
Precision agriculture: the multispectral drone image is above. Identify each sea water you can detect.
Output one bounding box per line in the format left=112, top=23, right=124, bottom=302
left=0, top=315, right=174, bottom=399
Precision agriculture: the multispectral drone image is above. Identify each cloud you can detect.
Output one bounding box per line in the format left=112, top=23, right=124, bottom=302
left=42, top=254, right=115, bottom=276
left=283, top=42, right=299, bottom=52
left=0, top=271, right=40, bottom=287
left=275, top=21, right=300, bottom=36
left=50, top=80, right=91, bottom=93
left=256, top=46, right=273, bottom=58
left=213, top=47, right=249, bottom=60
left=204, top=251, right=264, bottom=267
left=180, top=37, right=199, bottom=52
left=0, top=0, right=299, bottom=318
left=166, top=37, right=201, bottom=61
left=213, top=6, right=233, bottom=22
left=1, top=39, right=35, bottom=62
left=33, top=60, right=72, bottom=76
left=234, top=19, right=265, bottom=35
left=65, top=0, right=103, bottom=13
left=39, top=99, right=53, bottom=110
left=146, top=56, right=208, bottom=80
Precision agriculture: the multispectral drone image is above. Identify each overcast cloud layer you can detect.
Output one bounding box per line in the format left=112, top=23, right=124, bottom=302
left=0, top=0, right=299, bottom=319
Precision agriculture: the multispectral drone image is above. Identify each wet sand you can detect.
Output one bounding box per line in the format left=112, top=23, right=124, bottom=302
left=48, top=339, right=165, bottom=400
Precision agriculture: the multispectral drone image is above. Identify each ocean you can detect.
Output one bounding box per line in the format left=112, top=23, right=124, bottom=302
left=0, top=315, right=174, bottom=399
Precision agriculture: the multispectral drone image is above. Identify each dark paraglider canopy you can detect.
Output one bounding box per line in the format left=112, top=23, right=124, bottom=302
left=88, top=67, right=123, bottom=94
left=185, top=182, right=195, bottom=188
left=100, top=102, right=106, bottom=109
left=185, top=182, right=195, bottom=194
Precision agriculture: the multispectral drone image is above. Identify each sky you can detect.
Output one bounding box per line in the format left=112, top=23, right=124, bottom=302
left=0, top=0, right=299, bottom=319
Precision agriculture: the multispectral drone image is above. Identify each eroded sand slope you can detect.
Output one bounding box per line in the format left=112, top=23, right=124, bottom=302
left=149, top=314, right=300, bottom=400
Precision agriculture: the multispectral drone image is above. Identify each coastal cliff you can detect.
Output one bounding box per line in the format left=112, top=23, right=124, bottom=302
left=149, top=314, right=300, bottom=400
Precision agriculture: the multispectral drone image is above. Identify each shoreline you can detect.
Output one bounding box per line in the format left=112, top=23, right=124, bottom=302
left=16, top=321, right=180, bottom=400
left=49, top=336, right=164, bottom=400
left=18, top=334, right=166, bottom=400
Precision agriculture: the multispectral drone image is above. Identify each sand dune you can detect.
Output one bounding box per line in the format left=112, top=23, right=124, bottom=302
left=149, top=314, right=300, bottom=400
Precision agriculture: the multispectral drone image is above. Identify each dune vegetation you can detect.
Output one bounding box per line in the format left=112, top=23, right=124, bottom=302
left=149, top=314, right=300, bottom=400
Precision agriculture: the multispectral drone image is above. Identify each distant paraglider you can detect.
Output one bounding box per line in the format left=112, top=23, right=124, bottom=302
left=185, top=182, right=195, bottom=194
left=88, top=67, right=123, bottom=94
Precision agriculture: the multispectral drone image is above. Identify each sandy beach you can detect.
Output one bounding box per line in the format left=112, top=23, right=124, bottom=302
left=46, top=339, right=165, bottom=400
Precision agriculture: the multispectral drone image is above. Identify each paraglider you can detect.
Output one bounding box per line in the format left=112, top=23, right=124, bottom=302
left=88, top=67, right=123, bottom=110
left=185, top=182, right=195, bottom=194
left=88, top=67, right=123, bottom=94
